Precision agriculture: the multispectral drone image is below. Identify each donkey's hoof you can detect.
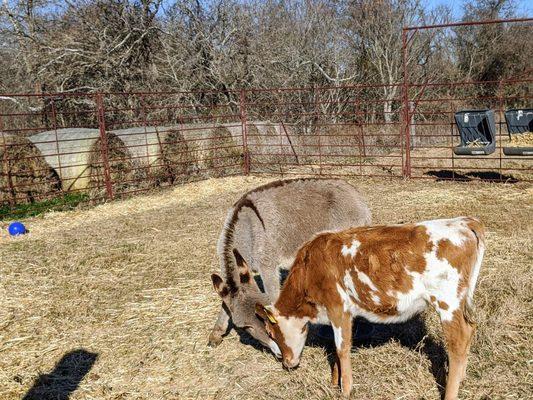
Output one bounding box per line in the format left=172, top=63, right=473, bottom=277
left=207, top=333, right=223, bottom=347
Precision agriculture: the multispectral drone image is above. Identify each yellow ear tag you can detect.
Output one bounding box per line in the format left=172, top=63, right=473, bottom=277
left=265, top=308, right=278, bottom=324
left=266, top=313, right=278, bottom=324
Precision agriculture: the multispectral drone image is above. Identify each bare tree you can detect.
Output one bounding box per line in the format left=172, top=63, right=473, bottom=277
left=0, top=0, right=529, bottom=129
left=343, top=0, right=452, bottom=123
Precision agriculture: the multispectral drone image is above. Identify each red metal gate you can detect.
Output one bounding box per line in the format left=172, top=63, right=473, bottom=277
left=401, top=18, right=532, bottom=181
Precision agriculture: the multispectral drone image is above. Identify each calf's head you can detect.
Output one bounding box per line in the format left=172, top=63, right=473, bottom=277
left=211, top=250, right=281, bottom=358
left=255, top=303, right=309, bottom=369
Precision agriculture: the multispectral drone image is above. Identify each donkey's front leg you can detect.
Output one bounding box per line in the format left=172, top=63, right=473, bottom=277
left=331, top=312, right=353, bottom=397
left=208, top=303, right=231, bottom=347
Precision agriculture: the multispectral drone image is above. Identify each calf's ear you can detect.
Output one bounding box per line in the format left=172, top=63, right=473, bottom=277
left=255, top=303, right=267, bottom=320
left=211, top=273, right=230, bottom=298
left=255, top=303, right=278, bottom=324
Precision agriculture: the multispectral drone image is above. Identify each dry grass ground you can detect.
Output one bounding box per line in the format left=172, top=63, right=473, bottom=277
left=0, top=175, right=531, bottom=400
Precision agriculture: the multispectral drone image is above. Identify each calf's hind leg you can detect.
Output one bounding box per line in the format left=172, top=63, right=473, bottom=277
left=330, top=353, right=340, bottom=387
left=441, top=308, right=475, bottom=400
left=208, top=303, right=231, bottom=347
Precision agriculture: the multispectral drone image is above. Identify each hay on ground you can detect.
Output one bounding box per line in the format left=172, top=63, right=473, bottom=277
left=0, top=134, right=61, bottom=204
left=29, top=128, right=135, bottom=198
left=113, top=126, right=195, bottom=185
left=0, top=176, right=531, bottom=400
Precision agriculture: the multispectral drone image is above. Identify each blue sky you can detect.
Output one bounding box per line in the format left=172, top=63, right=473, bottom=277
left=426, top=0, right=532, bottom=18
left=153, top=0, right=533, bottom=20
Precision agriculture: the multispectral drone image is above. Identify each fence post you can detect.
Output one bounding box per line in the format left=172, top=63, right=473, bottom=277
left=239, top=90, right=250, bottom=174
left=280, top=121, right=299, bottom=164
left=409, top=101, right=416, bottom=150
left=314, top=88, right=323, bottom=175
left=0, top=116, right=16, bottom=205
left=50, top=99, right=64, bottom=185
left=497, top=80, right=504, bottom=182
left=355, top=96, right=366, bottom=158
left=139, top=95, right=153, bottom=177
left=402, top=28, right=412, bottom=178
left=96, top=93, right=114, bottom=200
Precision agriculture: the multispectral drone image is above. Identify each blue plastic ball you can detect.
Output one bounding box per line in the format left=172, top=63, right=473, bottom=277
left=8, top=222, right=26, bottom=236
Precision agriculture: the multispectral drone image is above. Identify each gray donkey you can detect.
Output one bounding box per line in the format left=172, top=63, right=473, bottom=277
left=209, top=178, right=372, bottom=356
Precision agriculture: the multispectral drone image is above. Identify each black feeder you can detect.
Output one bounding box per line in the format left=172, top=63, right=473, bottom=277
left=502, top=109, right=533, bottom=156
left=453, top=110, right=496, bottom=156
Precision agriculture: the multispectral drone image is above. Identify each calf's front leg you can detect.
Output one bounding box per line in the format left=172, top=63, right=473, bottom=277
left=330, top=312, right=353, bottom=397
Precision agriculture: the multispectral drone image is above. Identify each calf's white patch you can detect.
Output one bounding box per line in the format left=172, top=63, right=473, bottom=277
left=357, top=270, right=378, bottom=292
left=343, top=271, right=360, bottom=302
left=423, top=250, right=462, bottom=322
left=275, top=312, right=308, bottom=361
left=332, top=325, right=343, bottom=349
left=341, top=240, right=361, bottom=258
left=418, top=218, right=468, bottom=247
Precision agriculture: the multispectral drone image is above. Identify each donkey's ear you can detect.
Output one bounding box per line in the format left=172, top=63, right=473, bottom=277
left=211, top=273, right=229, bottom=298
left=233, top=249, right=252, bottom=285
left=233, top=248, right=249, bottom=270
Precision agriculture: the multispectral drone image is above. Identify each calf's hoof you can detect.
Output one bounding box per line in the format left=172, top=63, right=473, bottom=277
left=340, top=384, right=352, bottom=398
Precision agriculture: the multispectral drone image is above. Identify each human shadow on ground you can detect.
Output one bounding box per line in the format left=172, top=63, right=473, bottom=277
left=235, top=315, right=448, bottom=399
left=22, top=349, right=98, bottom=400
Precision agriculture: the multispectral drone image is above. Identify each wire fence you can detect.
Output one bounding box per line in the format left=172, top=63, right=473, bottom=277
left=1, top=19, right=532, bottom=210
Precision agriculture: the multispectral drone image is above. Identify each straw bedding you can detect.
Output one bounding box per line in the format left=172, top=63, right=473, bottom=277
left=0, top=175, right=531, bottom=399
left=0, top=134, right=61, bottom=204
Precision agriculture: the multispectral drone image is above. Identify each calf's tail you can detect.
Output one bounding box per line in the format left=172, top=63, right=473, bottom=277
left=463, top=217, right=486, bottom=325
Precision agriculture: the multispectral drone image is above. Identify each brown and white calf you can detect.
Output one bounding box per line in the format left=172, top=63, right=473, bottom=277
left=255, top=217, right=485, bottom=399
